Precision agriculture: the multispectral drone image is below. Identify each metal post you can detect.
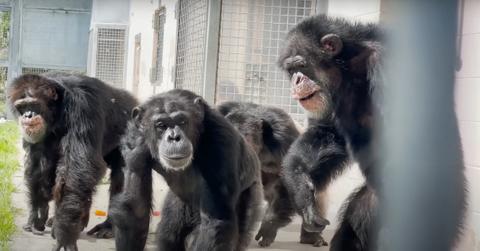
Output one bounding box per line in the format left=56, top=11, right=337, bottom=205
left=381, top=1, right=463, bottom=251
left=202, top=0, right=221, bottom=104
left=8, top=0, right=21, bottom=81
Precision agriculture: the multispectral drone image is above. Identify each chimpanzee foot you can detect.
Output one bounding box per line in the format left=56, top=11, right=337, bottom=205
left=23, top=223, right=32, bottom=232
left=51, top=243, right=78, bottom=251
left=300, top=230, right=328, bottom=247
left=87, top=220, right=114, bottom=239
left=32, top=227, right=45, bottom=236
left=24, top=222, right=45, bottom=235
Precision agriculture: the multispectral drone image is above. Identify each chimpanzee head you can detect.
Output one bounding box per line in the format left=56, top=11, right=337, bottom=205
left=224, top=110, right=284, bottom=173
left=278, top=15, right=382, bottom=119
left=131, top=89, right=205, bottom=171
left=7, top=74, right=62, bottom=144
left=224, top=111, right=266, bottom=154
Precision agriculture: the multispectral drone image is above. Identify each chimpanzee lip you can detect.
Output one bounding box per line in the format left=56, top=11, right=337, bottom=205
left=21, top=117, right=42, bottom=127
left=298, top=91, right=318, bottom=101
left=160, top=153, right=190, bottom=161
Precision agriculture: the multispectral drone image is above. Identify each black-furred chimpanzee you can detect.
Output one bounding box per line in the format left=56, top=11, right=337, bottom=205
left=278, top=15, right=465, bottom=251
left=218, top=101, right=329, bottom=247
left=7, top=72, right=137, bottom=250
left=110, top=89, right=263, bottom=251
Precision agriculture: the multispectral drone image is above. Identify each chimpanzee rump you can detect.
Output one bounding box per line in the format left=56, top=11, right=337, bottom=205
left=110, top=90, right=263, bottom=251
left=218, top=101, right=328, bottom=247
left=7, top=72, right=137, bottom=250
left=278, top=15, right=465, bottom=251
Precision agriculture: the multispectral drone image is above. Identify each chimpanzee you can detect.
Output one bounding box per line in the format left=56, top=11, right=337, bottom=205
left=110, top=89, right=263, bottom=251
left=217, top=101, right=329, bottom=247
left=278, top=14, right=465, bottom=251
left=7, top=72, right=137, bottom=250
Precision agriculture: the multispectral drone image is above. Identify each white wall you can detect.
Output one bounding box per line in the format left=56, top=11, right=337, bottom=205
left=91, top=0, right=130, bottom=25
left=124, top=0, right=178, bottom=101
left=455, top=0, right=480, bottom=248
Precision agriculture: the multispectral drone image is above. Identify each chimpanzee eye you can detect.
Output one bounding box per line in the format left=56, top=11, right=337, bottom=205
left=155, top=121, right=166, bottom=129
left=179, top=120, right=187, bottom=125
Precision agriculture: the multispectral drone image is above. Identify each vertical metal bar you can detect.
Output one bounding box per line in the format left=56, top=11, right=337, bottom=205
left=381, top=1, right=463, bottom=251
left=8, top=0, right=21, bottom=81
left=202, top=0, right=221, bottom=104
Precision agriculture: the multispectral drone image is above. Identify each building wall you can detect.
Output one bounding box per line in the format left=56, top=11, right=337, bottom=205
left=91, top=0, right=129, bottom=25
left=456, top=0, right=480, bottom=248
left=124, top=0, right=178, bottom=101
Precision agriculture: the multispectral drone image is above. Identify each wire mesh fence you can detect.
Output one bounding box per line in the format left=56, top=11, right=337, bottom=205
left=215, top=0, right=316, bottom=123
left=175, top=0, right=208, bottom=95
left=95, top=26, right=127, bottom=88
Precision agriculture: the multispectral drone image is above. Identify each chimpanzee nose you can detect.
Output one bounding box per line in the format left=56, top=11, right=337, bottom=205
left=293, top=72, right=303, bottom=85
left=24, top=111, right=33, bottom=119
left=167, top=127, right=182, bottom=142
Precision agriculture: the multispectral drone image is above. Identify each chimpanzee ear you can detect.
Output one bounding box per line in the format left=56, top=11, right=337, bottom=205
left=44, top=86, right=58, bottom=101
left=349, top=41, right=383, bottom=77
left=320, top=34, right=343, bottom=57
left=194, top=97, right=204, bottom=106
left=131, top=106, right=144, bottom=127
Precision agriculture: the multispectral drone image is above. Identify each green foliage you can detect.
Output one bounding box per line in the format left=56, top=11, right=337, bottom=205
left=0, top=121, right=19, bottom=250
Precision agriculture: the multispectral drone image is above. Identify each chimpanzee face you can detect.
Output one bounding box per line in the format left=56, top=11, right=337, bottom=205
left=279, top=33, right=345, bottom=120
left=132, top=91, right=205, bottom=171
left=7, top=75, right=60, bottom=144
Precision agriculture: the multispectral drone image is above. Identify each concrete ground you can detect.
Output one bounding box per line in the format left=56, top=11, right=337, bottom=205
left=9, top=169, right=334, bottom=251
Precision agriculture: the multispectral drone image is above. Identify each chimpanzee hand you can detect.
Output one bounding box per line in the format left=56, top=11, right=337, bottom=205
left=255, top=221, right=278, bottom=247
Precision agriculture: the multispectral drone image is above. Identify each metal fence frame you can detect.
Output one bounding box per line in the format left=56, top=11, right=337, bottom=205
left=89, top=23, right=129, bottom=88
left=174, top=0, right=327, bottom=107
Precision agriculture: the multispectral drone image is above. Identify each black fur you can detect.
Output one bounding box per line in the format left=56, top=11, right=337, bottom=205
left=110, top=90, right=263, bottom=251
left=279, top=15, right=465, bottom=251
left=7, top=72, right=137, bottom=250
left=218, top=101, right=328, bottom=247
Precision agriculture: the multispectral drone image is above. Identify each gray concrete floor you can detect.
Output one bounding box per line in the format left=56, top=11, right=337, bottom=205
left=9, top=169, right=334, bottom=251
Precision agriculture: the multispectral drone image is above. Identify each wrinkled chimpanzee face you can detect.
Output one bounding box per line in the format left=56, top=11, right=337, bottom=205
left=7, top=75, right=60, bottom=144
left=132, top=92, right=205, bottom=171
left=279, top=33, right=345, bottom=120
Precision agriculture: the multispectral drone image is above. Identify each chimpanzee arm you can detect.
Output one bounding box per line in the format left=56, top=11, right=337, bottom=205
left=110, top=141, right=153, bottom=251
left=190, top=187, right=237, bottom=251
left=284, top=123, right=349, bottom=192
left=282, top=123, right=348, bottom=231
left=52, top=141, right=106, bottom=251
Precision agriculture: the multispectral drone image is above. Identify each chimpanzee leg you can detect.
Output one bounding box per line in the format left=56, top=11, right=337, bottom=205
left=236, top=181, right=263, bottom=251
left=330, top=184, right=378, bottom=251
left=87, top=148, right=125, bottom=238
left=23, top=150, right=56, bottom=235
left=255, top=180, right=295, bottom=247
left=51, top=155, right=106, bottom=251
